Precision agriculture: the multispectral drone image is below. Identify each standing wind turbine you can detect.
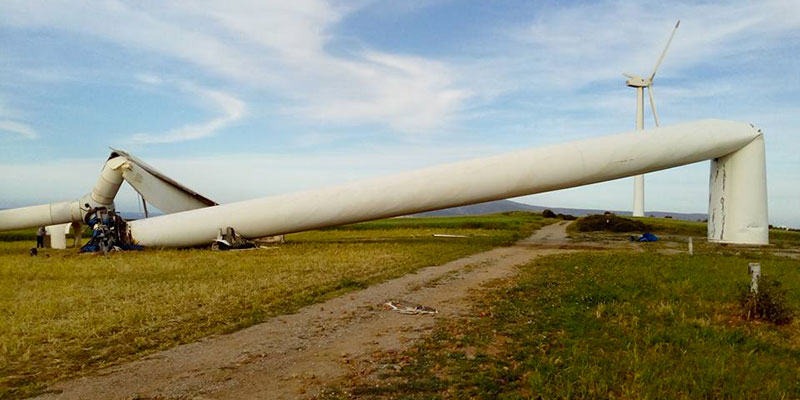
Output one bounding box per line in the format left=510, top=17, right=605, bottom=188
left=624, top=20, right=680, bottom=217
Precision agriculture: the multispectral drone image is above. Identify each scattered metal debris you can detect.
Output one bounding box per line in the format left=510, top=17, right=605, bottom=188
left=79, top=207, right=143, bottom=254
left=384, top=300, right=438, bottom=315
left=259, top=234, right=285, bottom=244
left=212, top=227, right=255, bottom=250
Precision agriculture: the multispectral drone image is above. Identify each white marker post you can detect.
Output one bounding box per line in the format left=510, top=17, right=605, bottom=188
left=688, top=237, right=693, bottom=256
left=748, top=263, right=761, bottom=293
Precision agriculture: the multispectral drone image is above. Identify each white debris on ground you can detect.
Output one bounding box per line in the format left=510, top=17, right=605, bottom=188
left=384, top=300, right=438, bottom=315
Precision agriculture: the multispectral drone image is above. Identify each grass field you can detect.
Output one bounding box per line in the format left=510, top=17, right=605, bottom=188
left=0, top=213, right=551, bottom=399
left=326, top=220, right=800, bottom=399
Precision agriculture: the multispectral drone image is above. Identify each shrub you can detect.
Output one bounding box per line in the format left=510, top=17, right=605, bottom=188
left=574, top=214, right=650, bottom=232
left=542, top=209, right=557, bottom=219
left=739, top=276, right=793, bottom=325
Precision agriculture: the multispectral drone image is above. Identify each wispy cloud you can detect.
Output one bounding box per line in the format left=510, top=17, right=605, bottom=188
left=504, top=0, right=800, bottom=89
left=444, top=0, right=800, bottom=142
left=129, top=77, right=245, bottom=144
left=288, top=51, right=471, bottom=133
left=0, top=120, right=38, bottom=139
left=1, top=0, right=797, bottom=137
left=0, top=96, right=37, bottom=139
left=0, top=0, right=470, bottom=135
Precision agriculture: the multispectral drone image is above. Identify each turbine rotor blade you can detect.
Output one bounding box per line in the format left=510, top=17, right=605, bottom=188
left=648, top=85, right=661, bottom=127
left=650, top=20, right=680, bottom=81
left=623, top=73, right=637, bottom=79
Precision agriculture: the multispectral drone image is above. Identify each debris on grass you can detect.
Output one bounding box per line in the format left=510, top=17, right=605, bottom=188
left=384, top=300, right=438, bottom=315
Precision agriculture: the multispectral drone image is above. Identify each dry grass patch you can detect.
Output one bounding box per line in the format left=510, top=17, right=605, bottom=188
left=0, top=214, right=549, bottom=399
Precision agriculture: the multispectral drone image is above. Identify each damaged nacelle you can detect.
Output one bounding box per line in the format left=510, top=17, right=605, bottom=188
left=0, top=150, right=217, bottom=249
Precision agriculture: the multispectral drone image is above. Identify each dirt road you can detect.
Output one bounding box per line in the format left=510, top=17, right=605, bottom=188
left=37, top=221, right=576, bottom=399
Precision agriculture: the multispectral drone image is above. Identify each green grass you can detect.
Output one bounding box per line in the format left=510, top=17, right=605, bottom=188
left=321, top=213, right=543, bottom=232
left=0, top=228, right=37, bottom=242
left=770, top=229, right=800, bottom=248
left=0, top=213, right=551, bottom=399
left=636, top=217, right=708, bottom=236
left=0, top=227, right=89, bottom=243
left=334, top=251, right=800, bottom=399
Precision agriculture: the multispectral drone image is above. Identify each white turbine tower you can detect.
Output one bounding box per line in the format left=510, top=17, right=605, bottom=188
left=625, top=20, right=680, bottom=217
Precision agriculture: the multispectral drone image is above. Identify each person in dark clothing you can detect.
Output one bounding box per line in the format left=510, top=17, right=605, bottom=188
left=36, top=226, right=46, bottom=248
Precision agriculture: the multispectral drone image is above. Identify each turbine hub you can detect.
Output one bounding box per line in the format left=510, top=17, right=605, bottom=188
left=625, top=75, right=650, bottom=88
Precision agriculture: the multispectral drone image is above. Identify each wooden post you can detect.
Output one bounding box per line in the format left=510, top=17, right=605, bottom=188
left=688, top=237, right=693, bottom=255
left=748, top=263, right=761, bottom=293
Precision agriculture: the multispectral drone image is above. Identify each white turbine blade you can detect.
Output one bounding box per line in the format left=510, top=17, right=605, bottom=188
left=650, top=20, right=680, bottom=81
left=623, top=73, right=637, bottom=79
left=648, top=85, right=661, bottom=127
left=109, top=148, right=217, bottom=213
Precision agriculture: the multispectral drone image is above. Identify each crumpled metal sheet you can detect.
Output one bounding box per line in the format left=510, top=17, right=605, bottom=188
left=384, top=300, right=438, bottom=315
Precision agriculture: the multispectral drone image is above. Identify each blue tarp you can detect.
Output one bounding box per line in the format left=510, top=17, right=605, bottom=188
left=639, top=232, right=659, bottom=242
left=629, top=232, right=659, bottom=242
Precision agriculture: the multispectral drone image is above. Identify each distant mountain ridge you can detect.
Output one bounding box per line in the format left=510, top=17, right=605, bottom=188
left=414, top=199, right=707, bottom=221
left=0, top=200, right=708, bottom=223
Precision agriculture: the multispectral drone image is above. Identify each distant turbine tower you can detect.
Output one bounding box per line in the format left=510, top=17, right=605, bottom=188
left=624, top=20, right=680, bottom=217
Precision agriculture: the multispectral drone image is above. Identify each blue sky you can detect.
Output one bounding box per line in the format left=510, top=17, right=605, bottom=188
left=1, top=0, right=798, bottom=227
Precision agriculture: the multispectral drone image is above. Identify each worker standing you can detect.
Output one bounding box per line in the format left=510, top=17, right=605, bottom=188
left=36, top=226, right=46, bottom=248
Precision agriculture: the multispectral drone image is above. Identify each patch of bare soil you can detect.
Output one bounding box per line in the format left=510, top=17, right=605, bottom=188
left=36, top=221, right=587, bottom=400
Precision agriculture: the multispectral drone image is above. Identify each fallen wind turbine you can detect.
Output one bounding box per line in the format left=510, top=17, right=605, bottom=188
left=625, top=20, right=680, bottom=217
left=0, top=120, right=769, bottom=248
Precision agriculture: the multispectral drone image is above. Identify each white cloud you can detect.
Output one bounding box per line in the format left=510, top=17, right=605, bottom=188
left=0, top=0, right=470, bottom=135
left=0, top=120, right=38, bottom=139
left=0, top=96, right=37, bottom=139
left=128, top=79, right=245, bottom=144
left=507, top=0, right=800, bottom=89
left=289, top=51, right=472, bottom=133
left=134, top=73, right=162, bottom=86
left=449, top=0, right=800, bottom=151
left=9, top=0, right=793, bottom=139
left=1, top=0, right=797, bottom=137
